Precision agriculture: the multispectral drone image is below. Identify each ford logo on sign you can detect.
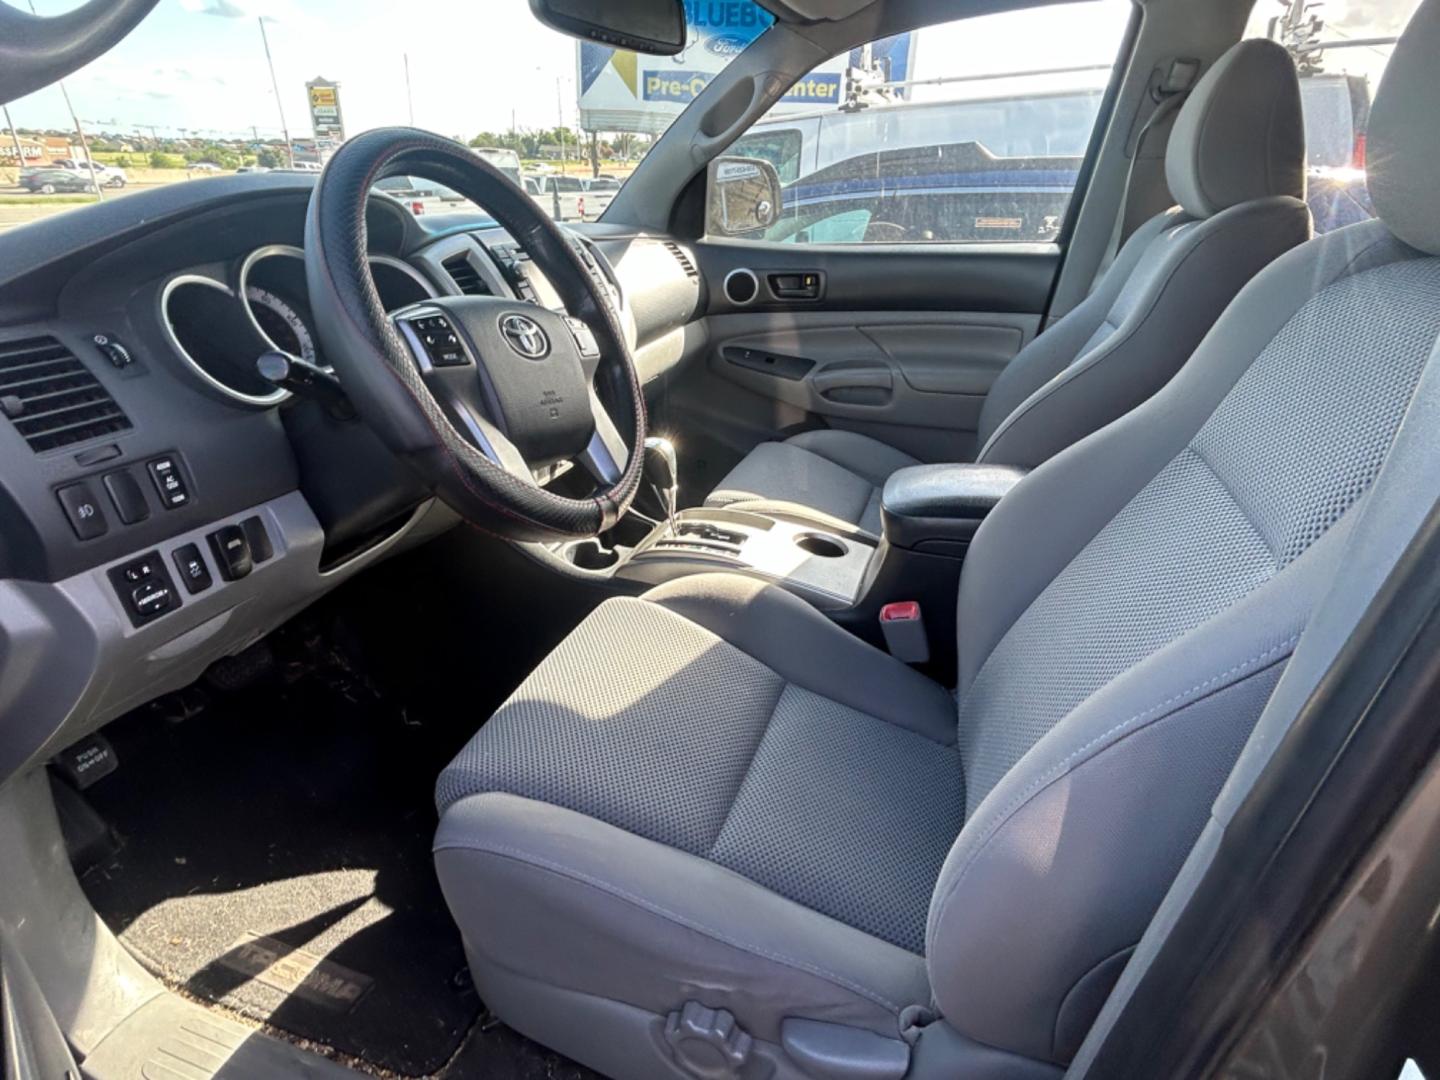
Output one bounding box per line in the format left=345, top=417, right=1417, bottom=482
left=500, top=314, right=549, bottom=360
left=706, top=34, right=748, bottom=57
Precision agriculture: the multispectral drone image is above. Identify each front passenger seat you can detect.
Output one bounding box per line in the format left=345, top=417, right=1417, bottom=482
left=706, top=38, right=1311, bottom=536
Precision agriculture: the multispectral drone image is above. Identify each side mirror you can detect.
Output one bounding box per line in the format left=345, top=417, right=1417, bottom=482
left=706, top=157, right=783, bottom=237
left=528, top=0, right=685, bottom=57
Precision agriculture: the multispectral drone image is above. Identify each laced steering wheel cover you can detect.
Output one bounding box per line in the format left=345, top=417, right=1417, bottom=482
left=303, top=127, right=647, bottom=541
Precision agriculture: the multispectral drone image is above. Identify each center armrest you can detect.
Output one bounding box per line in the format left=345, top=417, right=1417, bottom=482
left=880, top=463, right=1028, bottom=555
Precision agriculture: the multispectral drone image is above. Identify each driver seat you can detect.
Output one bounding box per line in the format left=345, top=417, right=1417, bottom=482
left=433, top=7, right=1440, bottom=1078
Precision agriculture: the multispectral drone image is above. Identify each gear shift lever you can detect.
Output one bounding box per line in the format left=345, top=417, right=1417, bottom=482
left=642, top=436, right=679, bottom=535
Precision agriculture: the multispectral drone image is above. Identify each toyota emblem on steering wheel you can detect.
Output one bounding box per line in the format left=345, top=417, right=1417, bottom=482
left=500, top=314, right=549, bottom=360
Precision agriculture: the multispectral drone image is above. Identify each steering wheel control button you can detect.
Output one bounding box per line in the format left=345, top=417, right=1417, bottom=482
left=208, top=525, right=253, bottom=581
left=57, top=482, right=109, bottom=540
left=172, top=543, right=214, bottom=595
left=107, top=552, right=181, bottom=627
left=147, top=455, right=190, bottom=509
left=241, top=515, right=274, bottom=563
left=408, top=313, right=469, bottom=367
left=563, top=317, right=601, bottom=360
left=103, top=469, right=150, bottom=525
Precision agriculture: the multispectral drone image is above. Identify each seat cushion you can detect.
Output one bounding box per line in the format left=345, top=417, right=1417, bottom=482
left=437, top=577, right=962, bottom=954
left=705, top=430, right=920, bottom=535
left=435, top=575, right=960, bottom=1045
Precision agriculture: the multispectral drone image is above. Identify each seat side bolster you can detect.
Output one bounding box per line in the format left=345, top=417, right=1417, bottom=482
left=434, top=793, right=931, bottom=1044
left=926, top=660, right=1288, bottom=1064
left=928, top=514, right=1354, bottom=1062
left=977, top=196, right=1312, bottom=469
left=643, top=573, right=957, bottom=744
left=974, top=211, right=1176, bottom=448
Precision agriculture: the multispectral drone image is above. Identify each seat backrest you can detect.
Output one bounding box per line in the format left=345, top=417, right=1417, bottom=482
left=973, top=39, right=1310, bottom=469
left=924, top=4, right=1440, bottom=1071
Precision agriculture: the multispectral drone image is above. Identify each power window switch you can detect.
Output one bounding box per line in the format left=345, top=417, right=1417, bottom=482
left=57, top=482, right=109, bottom=540
left=208, top=525, right=252, bottom=581
left=172, top=543, right=213, bottom=595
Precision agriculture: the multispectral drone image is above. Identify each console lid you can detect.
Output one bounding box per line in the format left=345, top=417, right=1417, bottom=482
left=880, top=463, right=1028, bottom=555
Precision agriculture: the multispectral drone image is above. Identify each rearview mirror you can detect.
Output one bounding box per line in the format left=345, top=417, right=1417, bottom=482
left=528, top=0, right=686, bottom=57
left=706, top=157, right=783, bottom=237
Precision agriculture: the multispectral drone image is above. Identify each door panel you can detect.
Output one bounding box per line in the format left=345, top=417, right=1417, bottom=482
left=672, top=244, right=1052, bottom=479
left=704, top=313, right=1036, bottom=461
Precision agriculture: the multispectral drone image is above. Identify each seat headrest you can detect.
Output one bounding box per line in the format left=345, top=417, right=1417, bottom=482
left=1165, top=38, right=1305, bottom=218
left=1366, top=0, right=1440, bottom=254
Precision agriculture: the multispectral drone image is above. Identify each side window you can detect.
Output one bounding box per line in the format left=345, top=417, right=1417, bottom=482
left=1245, top=0, right=1423, bottom=234
left=706, top=0, right=1132, bottom=246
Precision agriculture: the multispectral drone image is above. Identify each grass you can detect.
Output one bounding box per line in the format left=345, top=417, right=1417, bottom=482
left=0, top=194, right=100, bottom=205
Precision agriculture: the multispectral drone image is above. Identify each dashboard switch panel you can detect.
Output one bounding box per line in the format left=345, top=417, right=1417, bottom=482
left=208, top=525, right=253, bottom=581
left=241, top=516, right=273, bottom=563
left=92, top=333, right=135, bottom=370
left=172, top=543, right=213, bottom=595
left=147, top=455, right=191, bottom=509
left=103, top=469, right=150, bottom=525
left=107, top=552, right=180, bottom=627
left=57, top=483, right=109, bottom=541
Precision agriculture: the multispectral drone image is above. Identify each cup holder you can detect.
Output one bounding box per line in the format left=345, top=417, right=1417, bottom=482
left=564, top=540, right=621, bottom=571
left=794, top=533, right=847, bottom=558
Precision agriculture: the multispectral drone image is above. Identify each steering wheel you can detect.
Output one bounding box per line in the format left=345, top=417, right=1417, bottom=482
left=303, top=128, right=646, bottom=542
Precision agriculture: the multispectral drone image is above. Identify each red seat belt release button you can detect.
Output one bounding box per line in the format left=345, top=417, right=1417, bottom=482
left=879, top=601, right=929, bottom=664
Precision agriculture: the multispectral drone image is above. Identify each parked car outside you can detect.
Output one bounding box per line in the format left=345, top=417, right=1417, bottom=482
left=473, top=147, right=523, bottom=187
left=527, top=173, right=614, bottom=221
left=21, top=167, right=98, bottom=194
left=48, top=158, right=126, bottom=186
left=373, top=173, right=477, bottom=216
left=759, top=141, right=1082, bottom=244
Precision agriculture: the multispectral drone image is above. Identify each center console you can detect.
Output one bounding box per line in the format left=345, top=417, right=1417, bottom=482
left=557, top=444, right=1031, bottom=660
left=615, top=507, right=874, bottom=611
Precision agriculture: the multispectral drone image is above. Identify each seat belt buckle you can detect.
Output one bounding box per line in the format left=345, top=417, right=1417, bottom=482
left=879, top=602, right=929, bottom=664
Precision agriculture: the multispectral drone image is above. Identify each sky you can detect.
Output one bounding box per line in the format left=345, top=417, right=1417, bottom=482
left=4, top=0, right=1420, bottom=143
left=7, top=0, right=586, bottom=141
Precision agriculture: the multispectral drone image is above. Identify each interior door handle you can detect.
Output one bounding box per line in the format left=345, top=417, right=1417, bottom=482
left=812, top=368, right=893, bottom=393
left=767, top=271, right=824, bottom=301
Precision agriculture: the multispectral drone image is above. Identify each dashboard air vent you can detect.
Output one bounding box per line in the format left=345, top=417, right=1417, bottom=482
left=442, top=254, right=489, bottom=296
left=663, top=241, right=699, bottom=280
left=0, top=336, right=132, bottom=453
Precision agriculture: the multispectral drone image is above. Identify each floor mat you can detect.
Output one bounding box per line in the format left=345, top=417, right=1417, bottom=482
left=77, top=632, right=484, bottom=1076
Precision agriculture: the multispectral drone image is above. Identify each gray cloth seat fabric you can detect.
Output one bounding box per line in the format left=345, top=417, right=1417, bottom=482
left=705, top=39, right=1311, bottom=536
left=434, top=9, right=1440, bottom=1078
left=706, top=428, right=920, bottom=535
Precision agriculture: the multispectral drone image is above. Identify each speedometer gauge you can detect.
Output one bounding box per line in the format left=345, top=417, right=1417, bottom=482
left=245, top=286, right=318, bottom=365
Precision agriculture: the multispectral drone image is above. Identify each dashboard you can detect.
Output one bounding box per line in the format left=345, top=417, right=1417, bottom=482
left=0, top=172, right=704, bottom=784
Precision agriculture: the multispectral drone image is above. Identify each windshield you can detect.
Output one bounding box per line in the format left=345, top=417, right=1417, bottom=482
left=0, top=0, right=773, bottom=232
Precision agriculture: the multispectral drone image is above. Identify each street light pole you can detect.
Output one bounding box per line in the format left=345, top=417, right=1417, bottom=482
left=555, top=77, right=566, bottom=176
left=3, top=106, right=26, bottom=183
left=258, top=16, right=295, bottom=169
left=404, top=54, right=415, bottom=127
